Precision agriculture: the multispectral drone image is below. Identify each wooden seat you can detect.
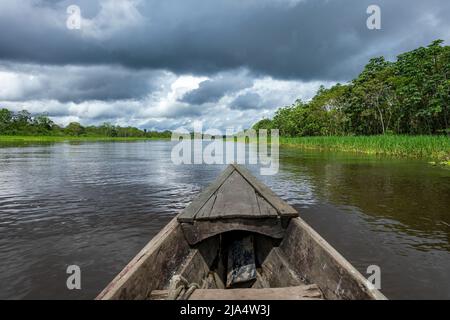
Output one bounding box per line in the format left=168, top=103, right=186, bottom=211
left=151, top=284, right=323, bottom=300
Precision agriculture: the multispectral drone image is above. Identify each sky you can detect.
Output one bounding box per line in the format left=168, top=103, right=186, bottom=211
left=0, top=0, right=449, bottom=132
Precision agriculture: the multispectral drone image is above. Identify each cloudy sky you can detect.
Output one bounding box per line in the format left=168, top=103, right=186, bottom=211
left=0, top=0, right=449, bottom=131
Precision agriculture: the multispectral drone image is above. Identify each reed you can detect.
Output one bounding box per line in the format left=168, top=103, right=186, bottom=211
left=280, top=135, right=450, bottom=164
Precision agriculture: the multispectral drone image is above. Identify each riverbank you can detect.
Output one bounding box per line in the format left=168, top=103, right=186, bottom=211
left=0, top=135, right=169, bottom=143
left=280, top=135, right=450, bottom=165
left=2, top=134, right=449, bottom=165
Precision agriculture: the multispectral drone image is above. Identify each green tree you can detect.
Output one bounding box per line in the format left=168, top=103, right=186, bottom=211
left=0, top=108, right=13, bottom=134
left=33, top=114, right=55, bottom=134
left=254, top=40, right=450, bottom=137
left=13, top=110, right=32, bottom=133
left=65, top=122, right=85, bottom=136
left=253, top=118, right=273, bottom=131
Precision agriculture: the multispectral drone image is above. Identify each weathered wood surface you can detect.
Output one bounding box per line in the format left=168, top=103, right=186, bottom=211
left=206, top=171, right=261, bottom=219
left=177, top=164, right=298, bottom=223
left=189, top=285, right=323, bottom=300
left=254, top=247, right=305, bottom=288
left=190, top=169, right=280, bottom=220
left=176, top=249, right=210, bottom=288
left=177, top=164, right=298, bottom=244
left=203, top=272, right=225, bottom=289
left=279, top=217, right=387, bottom=300
left=181, top=218, right=285, bottom=245
left=150, top=284, right=323, bottom=300
left=232, top=165, right=298, bottom=218
left=149, top=290, right=172, bottom=300
left=195, top=193, right=217, bottom=220
left=252, top=271, right=270, bottom=289
left=178, top=165, right=235, bottom=223
left=256, top=194, right=278, bottom=216
left=96, top=218, right=190, bottom=300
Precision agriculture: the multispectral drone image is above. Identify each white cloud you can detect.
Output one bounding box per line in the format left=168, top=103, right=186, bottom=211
left=0, top=62, right=333, bottom=131
left=0, top=71, right=42, bottom=100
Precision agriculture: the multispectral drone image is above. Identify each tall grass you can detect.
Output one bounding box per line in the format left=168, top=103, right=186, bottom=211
left=281, top=135, right=450, bottom=163
left=1, top=134, right=449, bottom=164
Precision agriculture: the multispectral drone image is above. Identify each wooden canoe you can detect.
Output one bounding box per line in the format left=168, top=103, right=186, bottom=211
left=97, top=164, right=386, bottom=300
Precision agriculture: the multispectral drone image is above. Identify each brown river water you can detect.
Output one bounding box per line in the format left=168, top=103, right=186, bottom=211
left=0, top=141, right=449, bottom=299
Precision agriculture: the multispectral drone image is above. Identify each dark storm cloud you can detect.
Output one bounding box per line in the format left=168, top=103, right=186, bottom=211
left=230, top=92, right=264, bottom=110
left=180, top=72, right=253, bottom=104
left=1, top=0, right=450, bottom=130
left=1, top=0, right=449, bottom=81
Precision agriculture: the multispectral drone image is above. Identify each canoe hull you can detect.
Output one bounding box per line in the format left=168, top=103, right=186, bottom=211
left=97, top=218, right=188, bottom=300
left=97, top=216, right=386, bottom=300
left=280, top=218, right=385, bottom=300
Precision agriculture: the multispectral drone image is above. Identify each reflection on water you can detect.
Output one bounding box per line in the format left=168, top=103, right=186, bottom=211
left=0, top=141, right=449, bottom=299
left=276, top=150, right=450, bottom=250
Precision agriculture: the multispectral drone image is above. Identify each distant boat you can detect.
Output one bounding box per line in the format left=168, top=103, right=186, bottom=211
left=97, top=164, right=386, bottom=300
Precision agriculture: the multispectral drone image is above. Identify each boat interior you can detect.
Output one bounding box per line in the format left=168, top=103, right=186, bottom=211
left=150, top=230, right=324, bottom=300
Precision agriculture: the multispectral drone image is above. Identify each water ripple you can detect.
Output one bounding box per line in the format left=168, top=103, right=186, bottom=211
left=0, top=141, right=449, bottom=299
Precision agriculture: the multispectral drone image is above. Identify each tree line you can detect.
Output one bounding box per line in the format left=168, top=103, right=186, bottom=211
left=0, top=108, right=171, bottom=138
left=254, top=40, right=450, bottom=136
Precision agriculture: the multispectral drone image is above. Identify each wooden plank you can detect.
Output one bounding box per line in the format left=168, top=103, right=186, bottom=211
left=176, top=249, right=210, bottom=288
left=181, top=218, right=285, bottom=245
left=178, top=165, right=235, bottom=222
left=203, top=272, right=225, bottom=289
left=196, top=235, right=221, bottom=268
left=232, top=164, right=298, bottom=218
left=280, top=217, right=387, bottom=300
left=256, top=194, right=278, bottom=217
left=149, top=290, right=171, bottom=300
left=195, top=193, right=217, bottom=219
left=179, top=164, right=297, bottom=222
left=207, top=170, right=260, bottom=219
left=189, top=285, right=323, bottom=300
left=251, top=271, right=270, bottom=289
left=150, top=285, right=323, bottom=300
left=258, top=248, right=305, bottom=288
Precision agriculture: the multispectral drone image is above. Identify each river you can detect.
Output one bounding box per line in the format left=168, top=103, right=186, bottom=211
left=0, top=141, right=449, bottom=299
